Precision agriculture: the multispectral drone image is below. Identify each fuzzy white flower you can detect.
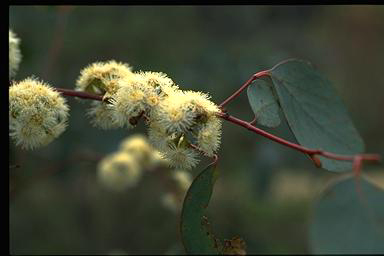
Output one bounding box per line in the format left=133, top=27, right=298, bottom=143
left=136, top=71, right=180, bottom=96
left=151, top=91, right=197, bottom=133
left=163, top=143, right=200, bottom=170
left=86, top=101, right=123, bottom=129
left=182, top=90, right=221, bottom=118
left=76, top=60, right=133, bottom=94
left=147, top=121, right=181, bottom=151
left=197, top=116, right=222, bottom=156
left=9, top=29, right=22, bottom=78
left=110, top=82, right=147, bottom=128
left=9, top=78, right=69, bottom=149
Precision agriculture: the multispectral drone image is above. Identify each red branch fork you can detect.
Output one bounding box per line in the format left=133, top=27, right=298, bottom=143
left=53, top=72, right=381, bottom=174
left=218, top=70, right=380, bottom=174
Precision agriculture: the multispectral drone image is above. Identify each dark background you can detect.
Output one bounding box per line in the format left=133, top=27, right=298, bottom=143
left=9, top=5, right=384, bottom=254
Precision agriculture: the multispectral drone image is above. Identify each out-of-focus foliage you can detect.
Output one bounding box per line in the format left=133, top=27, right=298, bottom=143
left=9, top=6, right=384, bottom=254
left=309, top=175, right=384, bottom=253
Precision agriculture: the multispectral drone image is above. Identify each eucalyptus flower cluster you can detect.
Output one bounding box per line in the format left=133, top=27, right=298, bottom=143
left=77, top=60, right=222, bottom=169
left=97, top=134, right=168, bottom=191
left=9, top=30, right=69, bottom=149
left=9, top=78, right=69, bottom=149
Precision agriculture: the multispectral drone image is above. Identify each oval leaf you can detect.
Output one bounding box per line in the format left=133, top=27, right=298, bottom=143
left=269, top=59, right=364, bottom=172
left=247, top=77, right=281, bottom=128
left=180, top=164, right=220, bottom=254
left=309, top=174, right=384, bottom=254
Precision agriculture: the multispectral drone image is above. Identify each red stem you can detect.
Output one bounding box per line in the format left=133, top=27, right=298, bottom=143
left=217, top=111, right=380, bottom=165
left=42, top=6, right=72, bottom=79
left=54, top=88, right=103, bottom=101
left=219, top=70, right=270, bottom=108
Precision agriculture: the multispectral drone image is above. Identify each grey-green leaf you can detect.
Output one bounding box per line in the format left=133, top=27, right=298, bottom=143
left=309, top=174, right=384, bottom=253
left=180, top=164, right=220, bottom=254
left=247, top=77, right=281, bottom=128
left=269, top=59, right=364, bottom=172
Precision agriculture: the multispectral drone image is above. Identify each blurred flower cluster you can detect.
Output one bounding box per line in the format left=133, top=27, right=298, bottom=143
left=97, top=134, right=167, bottom=191
left=97, top=134, right=192, bottom=212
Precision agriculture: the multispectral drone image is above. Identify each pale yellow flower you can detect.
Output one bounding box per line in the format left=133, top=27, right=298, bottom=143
left=136, top=71, right=179, bottom=96
left=182, top=90, right=221, bottom=119
left=9, top=78, right=69, bottom=149
left=196, top=116, right=222, bottom=156
left=151, top=91, right=197, bottom=133
left=163, top=143, right=200, bottom=170
left=76, top=60, right=133, bottom=94
left=147, top=121, right=179, bottom=151
left=86, top=101, right=123, bottom=129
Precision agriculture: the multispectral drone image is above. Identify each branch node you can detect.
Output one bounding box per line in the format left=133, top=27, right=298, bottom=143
left=248, top=116, right=257, bottom=126
left=353, top=155, right=363, bottom=177
left=309, top=154, right=322, bottom=168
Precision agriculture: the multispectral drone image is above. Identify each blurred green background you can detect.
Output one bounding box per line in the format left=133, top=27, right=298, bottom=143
left=9, top=5, right=384, bottom=254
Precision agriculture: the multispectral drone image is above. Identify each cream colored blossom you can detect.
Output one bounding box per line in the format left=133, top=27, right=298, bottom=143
left=86, top=101, right=123, bottom=129
left=148, top=123, right=199, bottom=169
left=147, top=121, right=179, bottom=151
left=151, top=91, right=197, bottom=133
left=76, top=60, right=133, bottom=94
left=182, top=90, right=221, bottom=119
left=75, top=60, right=223, bottom=169
left=196, top=116, right=222, bottom=156
left=136, top=71, right=180, bottom=96
left=9, top=29, right=22, bottom=78
left=9, top=78, right=69, bottom=149
left=163, top=143, right=200, bottom=169
left=109, top=76, right=149, bottom=128
left=98, top=152, right=141, bottom=191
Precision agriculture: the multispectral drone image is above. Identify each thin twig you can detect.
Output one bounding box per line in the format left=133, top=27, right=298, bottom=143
left=43, top=6, right=73, bottom=79
left=54, top=88, right=103, bottom=101
left=219, top=70, right=270, bottom=108
left=217, top=111, right=381, bottom=168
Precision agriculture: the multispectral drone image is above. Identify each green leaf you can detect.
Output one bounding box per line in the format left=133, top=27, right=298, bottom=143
left=309, top=174, right=384, bottom=254
left=247, top=77, right=281, bottom=128
left=269, top=59, right=364, bottom=172
left=180, top=164, right=221, bottom=254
